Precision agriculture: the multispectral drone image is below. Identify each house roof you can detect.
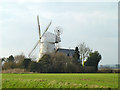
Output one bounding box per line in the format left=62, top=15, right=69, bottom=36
left=57, top=48, right=75, bottom=56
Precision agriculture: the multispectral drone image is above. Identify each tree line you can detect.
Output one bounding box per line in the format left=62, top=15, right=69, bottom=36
left=1, top=42, right=102, bottom=73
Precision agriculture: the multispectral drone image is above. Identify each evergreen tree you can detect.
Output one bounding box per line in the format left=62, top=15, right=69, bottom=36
left=7, top=55, right=15, bottom=62
left=84, top=51, right=102, bottom=71
left=73, top=47, right=80, bottom=64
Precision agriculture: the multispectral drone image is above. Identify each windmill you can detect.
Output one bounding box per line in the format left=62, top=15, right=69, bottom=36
left=28, top=16, right=62, bottom=62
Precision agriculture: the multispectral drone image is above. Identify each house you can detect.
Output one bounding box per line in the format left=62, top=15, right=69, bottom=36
left=56, top=48, right=82, bottom=63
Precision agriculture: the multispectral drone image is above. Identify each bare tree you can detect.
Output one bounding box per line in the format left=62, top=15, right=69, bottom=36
left=14, top=53, right=25, bottom=63
left=78, top=42, right=92, bottom=66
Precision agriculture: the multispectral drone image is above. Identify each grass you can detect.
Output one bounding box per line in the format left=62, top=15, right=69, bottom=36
left=2, top=73, right=118, bottom=88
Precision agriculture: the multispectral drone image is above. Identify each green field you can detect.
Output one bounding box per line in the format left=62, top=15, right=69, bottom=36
left=2, top=73, right=118, bottom=88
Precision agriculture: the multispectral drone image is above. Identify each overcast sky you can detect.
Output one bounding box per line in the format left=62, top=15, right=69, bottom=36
left=0, top=0, right=118, bottom=65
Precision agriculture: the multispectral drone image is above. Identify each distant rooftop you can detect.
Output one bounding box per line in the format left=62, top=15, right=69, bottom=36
left=56, top=48, right=75, bottom=56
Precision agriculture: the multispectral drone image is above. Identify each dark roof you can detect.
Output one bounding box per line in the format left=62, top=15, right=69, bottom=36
left=57, top=48, right=75, bottom=56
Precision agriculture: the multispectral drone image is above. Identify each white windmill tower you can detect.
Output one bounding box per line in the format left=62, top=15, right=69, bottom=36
left=28, top=16, right=62, bottom=62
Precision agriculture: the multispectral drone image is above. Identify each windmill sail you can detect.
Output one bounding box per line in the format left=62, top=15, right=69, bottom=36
left=41, top=21, right=52, bottom=38
left=28, top=40, right=40, bottom=57
left=37, top=16, right=41, bottom=39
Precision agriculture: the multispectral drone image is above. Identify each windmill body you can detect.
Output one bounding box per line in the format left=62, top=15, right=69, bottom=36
left=38, top=32, right=58, bottom=61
